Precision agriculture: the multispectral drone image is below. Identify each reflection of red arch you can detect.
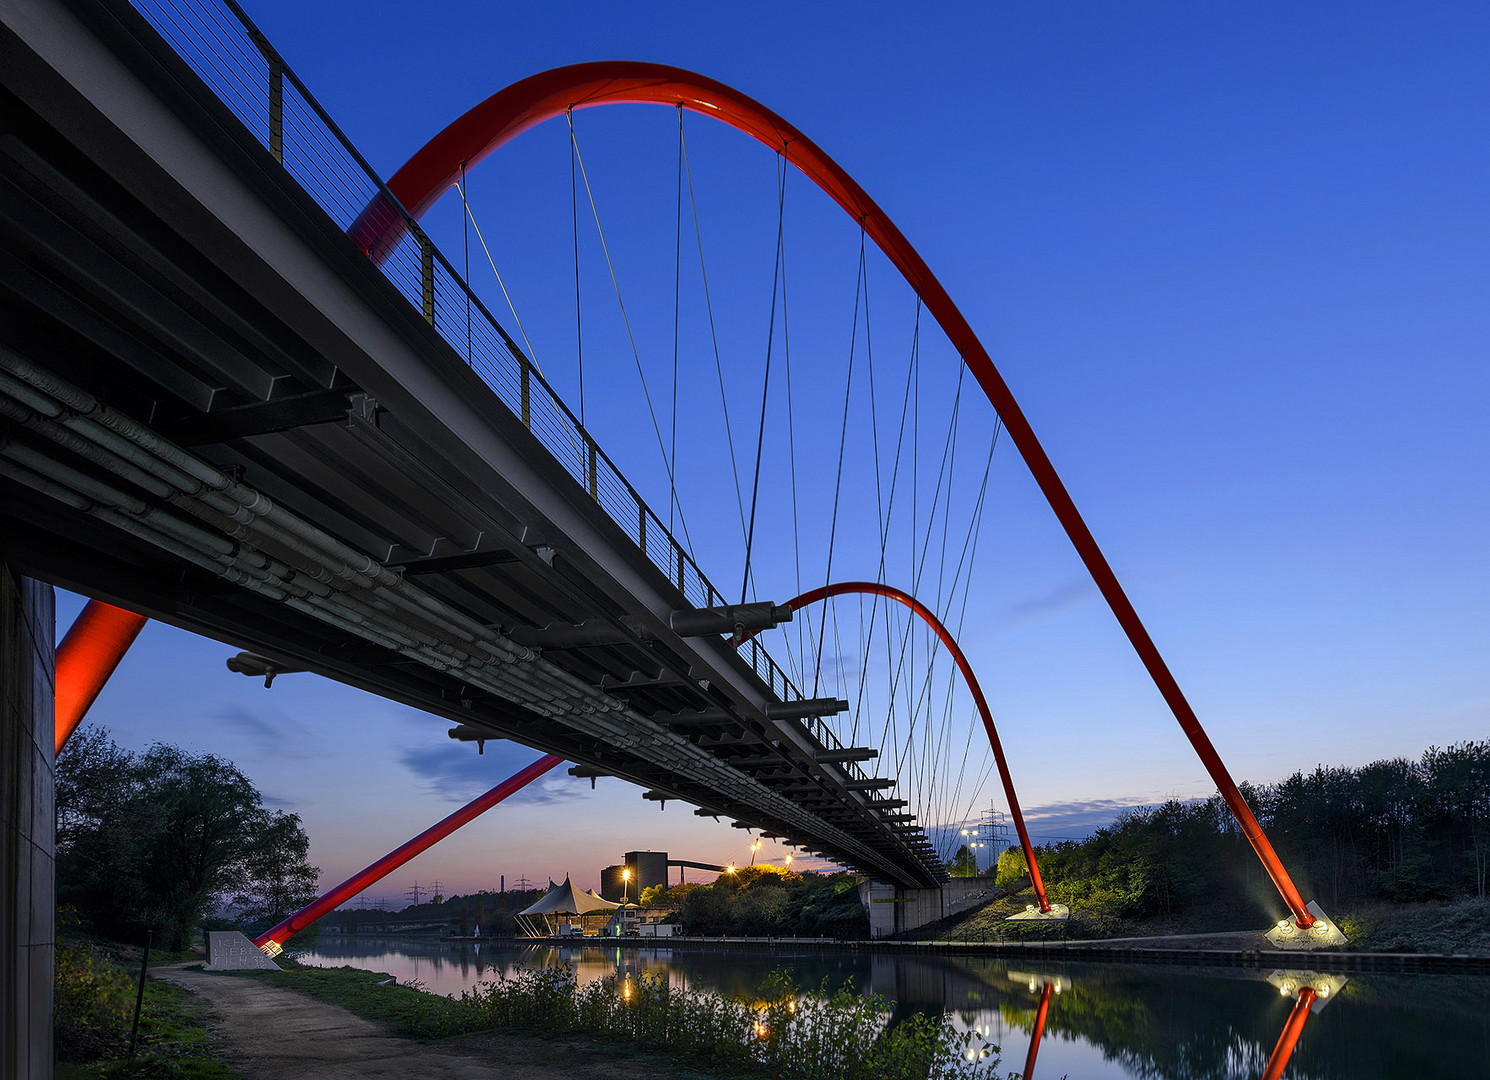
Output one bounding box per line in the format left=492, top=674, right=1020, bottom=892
left=759, top=581, right=1052, bottom=911
left=370, top=61, right=1315, bottom=927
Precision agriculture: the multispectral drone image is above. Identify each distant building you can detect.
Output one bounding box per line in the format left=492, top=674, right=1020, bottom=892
left=600, top=850, right=670, bottom=902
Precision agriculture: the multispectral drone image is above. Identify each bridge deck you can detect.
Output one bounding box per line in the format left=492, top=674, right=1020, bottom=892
left=0, top=0, right=942, bottom=886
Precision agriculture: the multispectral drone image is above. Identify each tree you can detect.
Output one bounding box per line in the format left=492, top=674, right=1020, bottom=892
left=948, top=844, right=978, bottom=877
left=233, top=808, right=321, bottom=941
left=994, top=847, right=1028, bottom=890
left=56, top=726, right=319, bottom=951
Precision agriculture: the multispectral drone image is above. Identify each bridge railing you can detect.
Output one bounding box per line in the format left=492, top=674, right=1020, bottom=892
left=130, top=0, right=886, bottom=790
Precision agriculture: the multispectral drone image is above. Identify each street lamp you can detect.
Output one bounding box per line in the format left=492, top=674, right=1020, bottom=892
left=622, top=866, right=631, bottom=905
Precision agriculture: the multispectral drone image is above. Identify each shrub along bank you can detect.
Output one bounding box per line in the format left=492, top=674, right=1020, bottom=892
left=54, top=920, right=236, bottom=1079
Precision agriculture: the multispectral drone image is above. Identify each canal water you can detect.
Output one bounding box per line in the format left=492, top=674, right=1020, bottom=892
left=296, top=936, right=1489, bottom=1078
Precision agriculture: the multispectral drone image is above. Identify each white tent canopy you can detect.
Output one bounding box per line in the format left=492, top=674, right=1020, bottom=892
left=517, top=876, right=620, bottom=916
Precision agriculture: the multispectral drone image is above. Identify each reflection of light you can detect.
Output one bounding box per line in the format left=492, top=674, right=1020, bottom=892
left=967, top=1051, right=976, bottom=1061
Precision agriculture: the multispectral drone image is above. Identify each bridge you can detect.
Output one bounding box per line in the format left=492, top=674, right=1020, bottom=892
left=1, top=0, right=1343, bottom=1073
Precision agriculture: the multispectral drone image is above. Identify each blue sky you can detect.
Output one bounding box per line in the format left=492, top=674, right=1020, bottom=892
left=66, top=0, right=1490, bottom=903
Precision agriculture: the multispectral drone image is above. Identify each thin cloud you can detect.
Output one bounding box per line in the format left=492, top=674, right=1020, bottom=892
left=1019, top=796, right=1159, bottom=841
left=216, top=707, right=294, bottom=756
left=398, top=741, right=581, bottom=806
left=1007, top=580, right=1096, bottom=624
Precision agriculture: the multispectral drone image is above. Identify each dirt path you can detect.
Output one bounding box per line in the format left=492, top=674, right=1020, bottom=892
left=153, top=964, right=701, bottom=1080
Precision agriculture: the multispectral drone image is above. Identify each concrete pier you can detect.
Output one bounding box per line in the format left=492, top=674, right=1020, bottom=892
left=0, top=567, right=54, bottom=1080
left=862, top=878, right=998, bottom=938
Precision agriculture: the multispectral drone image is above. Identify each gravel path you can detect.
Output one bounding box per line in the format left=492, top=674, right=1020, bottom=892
left=153, top=964, right=700, bottom=1080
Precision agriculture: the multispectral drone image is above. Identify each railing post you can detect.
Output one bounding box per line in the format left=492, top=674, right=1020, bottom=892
left=420, top=234, right=434, bottom=326
left=267, top=55, right=283, bottom=163
left=521, top=363, right=531, bottom=429
left=638, top=503, right=647, bottom=553
left=676, top=544, right=685, bottom=590
left=587, top=442, right=598, bottom=502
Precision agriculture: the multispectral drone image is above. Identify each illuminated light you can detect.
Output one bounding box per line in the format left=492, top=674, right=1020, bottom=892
left=258, top=938, right=283, bottom=958
left=1055, top=985, right=1062, bottom=993
left=1029, top=979, right=1037, bottom=991
left=726, top=865, right=736, bottom=874
left=756, top=1023, right=768, bottom=1038
left=980, top=1050, right=989, bottom=1059
left=1279, top=985, right=1290, bottom=997
left=623, top=868, right=630, bottom=880
left=1278, top=919, right=1290, bottom=929
left=967, top=1051, right=976, bottom=1061
left=1319, top=986, right=1328, bottom=996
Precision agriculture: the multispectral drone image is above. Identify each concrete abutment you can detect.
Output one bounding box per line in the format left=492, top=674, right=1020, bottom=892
left=1, top=566, right=55, bottom=1080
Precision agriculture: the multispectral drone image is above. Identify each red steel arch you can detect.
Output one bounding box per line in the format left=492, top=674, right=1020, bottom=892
left=374, top=61, right=1316, bottom=927
left=756, top=581, right=1053, bottom=912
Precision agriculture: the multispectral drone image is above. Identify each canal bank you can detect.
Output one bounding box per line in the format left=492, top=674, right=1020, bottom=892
left=339, top=931, right=1490, bottom=975
left=152, top=962, right=734, bottom=1080
left=277, top=936, right=1490, bottom=1078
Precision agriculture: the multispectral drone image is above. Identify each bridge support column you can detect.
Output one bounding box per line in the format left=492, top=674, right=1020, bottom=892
left=0, top=566, right=55, bottom=1080
left=862, top=879, right=996, bottom=938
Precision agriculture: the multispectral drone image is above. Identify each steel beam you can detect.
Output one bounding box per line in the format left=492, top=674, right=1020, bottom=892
left=253, top=753, right=563, bottom=955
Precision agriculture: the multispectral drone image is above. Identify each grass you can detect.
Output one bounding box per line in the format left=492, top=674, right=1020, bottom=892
left=56, top=968, right=239, bottom=1080
left=1335, top=897, right=1490, bottom=953
left=230, top=962, right=474, bottom=1036
left=237, top=960, right=1007, bottom=1080
left=916, top=885, right=1490, bottom=956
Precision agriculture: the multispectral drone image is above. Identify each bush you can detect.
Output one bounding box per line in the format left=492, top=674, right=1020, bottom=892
left=54, top=935, right=134, bottom=1062
left=452, top=965, right=997, bottom=1080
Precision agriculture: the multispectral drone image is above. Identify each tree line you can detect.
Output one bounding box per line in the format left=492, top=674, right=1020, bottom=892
left=641, top=866, right=870, bottom=937
left=1026, top=739, right=1490, bottom=928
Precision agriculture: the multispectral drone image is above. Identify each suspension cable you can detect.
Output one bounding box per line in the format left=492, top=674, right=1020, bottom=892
left=460, top=162, right=471, bottom=363
left=740, top=153, right=787, bottom=604
left=671, top=107, right=683, bottom=537
left=680, top=119, right=749, bottom=547
left=453, top=178, right=538, bottom=364
left=812, top=226, right=867, bottom=697
left=567, top=110, right=583, bottom=425
left=568, top=115, right=696, bottom=554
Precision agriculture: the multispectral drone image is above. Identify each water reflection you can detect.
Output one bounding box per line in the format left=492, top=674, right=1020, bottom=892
left=296, top=937, right=1490, bottom=1078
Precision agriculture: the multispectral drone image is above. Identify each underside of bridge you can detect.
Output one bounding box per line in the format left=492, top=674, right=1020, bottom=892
left=0, top=0, right=943, bottom=909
